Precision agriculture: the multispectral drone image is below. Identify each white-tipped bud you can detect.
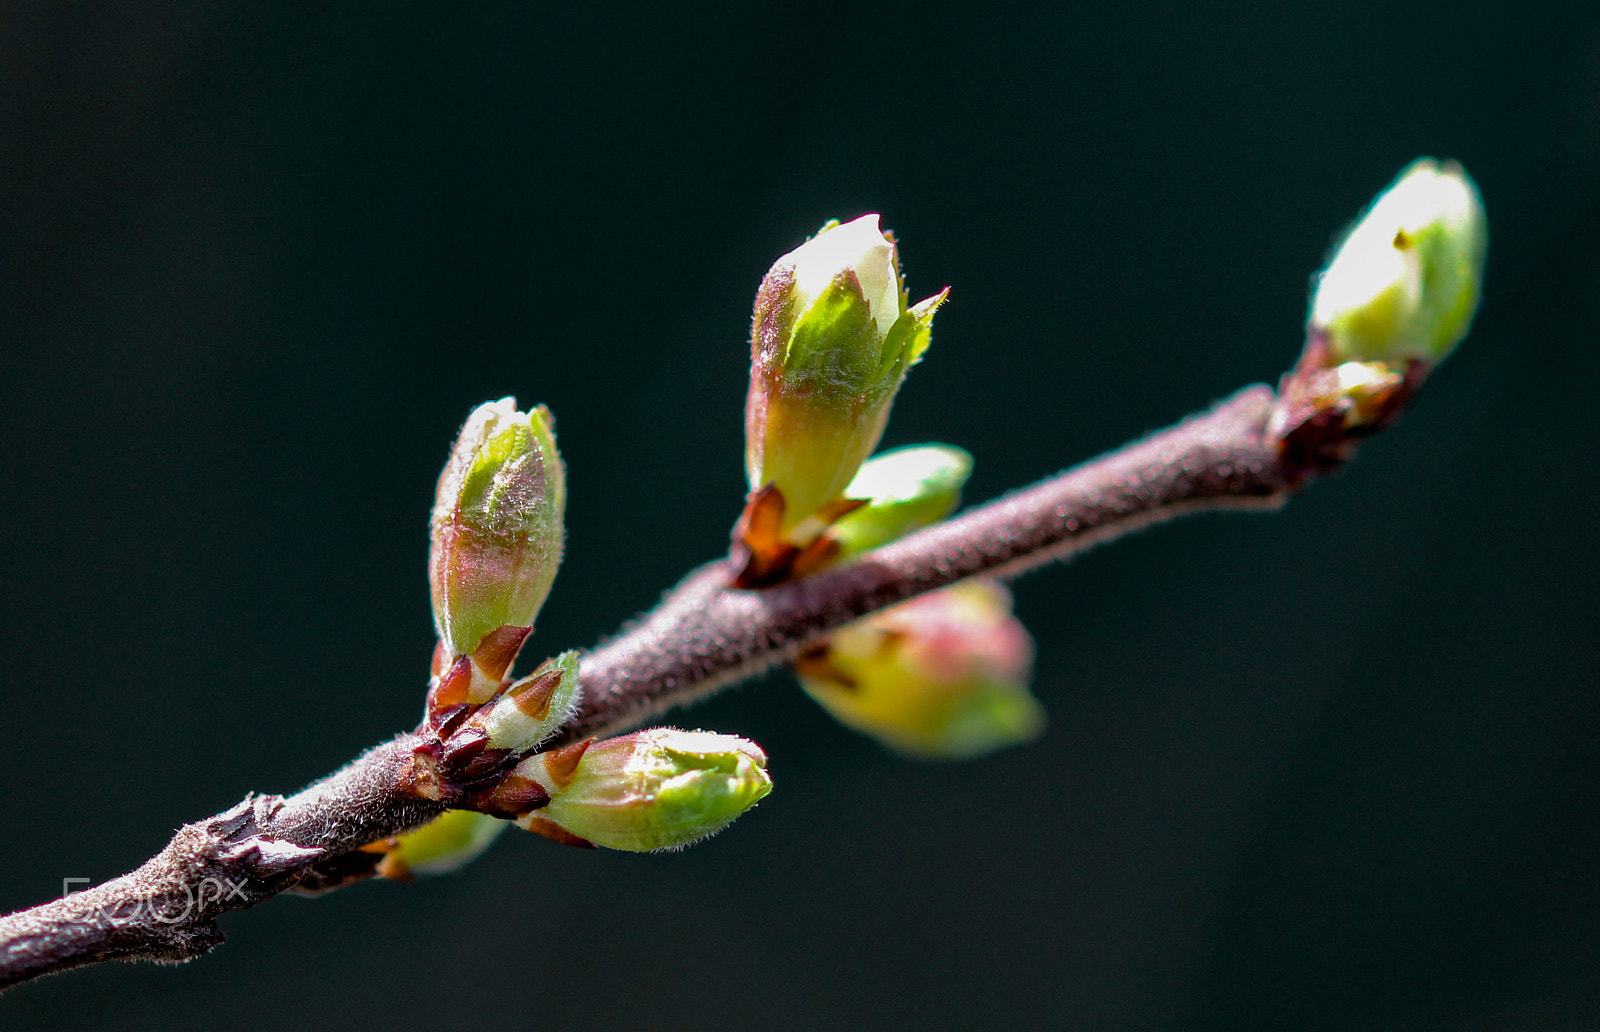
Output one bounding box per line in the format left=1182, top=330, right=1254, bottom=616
left=1310, top=159, right=1486, bottom=367
left=745, top=215, right=948, bottom=541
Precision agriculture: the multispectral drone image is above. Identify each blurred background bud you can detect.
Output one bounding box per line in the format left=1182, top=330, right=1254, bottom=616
left=797, top=579, right=1044, bottom=760
left=1309, top=158, right=1486, bottom=368
left=429, top=397, right=565, bottom=660
left=745, top=215, right=948, bottom=542
left=376, top=809, right=509, bottom=879
left=514, top=728, right=772, bottom=851
left=828, top=444, right=972, bottom=559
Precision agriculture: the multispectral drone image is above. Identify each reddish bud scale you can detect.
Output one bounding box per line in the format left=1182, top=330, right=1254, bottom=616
left=463, top=774, right=551, bottom=820
left=448, top=752, right=510, bottom=791
left=541, top=738, right=592, bottom=790
left=508, top=667, right=564, bottom=721
left=733, top=488, right=866, bottom=589
left=473, top=625, right=532, bottom=681
left=438, top=726, right=488, bottom=767
left=429, top=654, right=475, bottom=711
left=407, top=651, right=581, bottom=813
left=426, top=624, right=533, bottom=724
left=454, top=650, right=580, bottom=755
left=374, top=854, right=415, bottom=881
left=406, top=737, right=553, bottom=816
left=521, top=816, right=597, bottom=849
left=1271, top=334, right=1424, bottom=482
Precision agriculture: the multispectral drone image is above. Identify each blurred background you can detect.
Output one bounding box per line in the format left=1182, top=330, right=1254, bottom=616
left=3, top=2, right=1598, bottom=1029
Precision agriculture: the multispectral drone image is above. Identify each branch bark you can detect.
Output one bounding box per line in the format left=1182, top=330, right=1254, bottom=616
left=0, top=737, right=440, bottom=988
left=562, top=385, right=1287, bottom=741
left=0, top=383, right=1306, bottom=990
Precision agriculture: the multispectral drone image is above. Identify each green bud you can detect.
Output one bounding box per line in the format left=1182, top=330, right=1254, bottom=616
left=465, top=650, right=581, bottom=753
left=829, top=444, right=972, bottom=559
left=514, top=729, right=772, bottom=852
left=1309, top=158, right=1486, bottom=367
left=378, top=809, right=508, bottom=879
left=797, top=579, right=1044, bottom=760
left=430, top=398, right=566, bottom=658
left=746, top=215, right=948, bottom=540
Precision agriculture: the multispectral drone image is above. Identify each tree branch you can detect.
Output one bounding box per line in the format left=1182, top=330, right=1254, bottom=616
left=0, top=383, right=1318, bottom=990
left=0, top=737, right=440, bottom=988
left=562, top=384, right=1287, bottom=741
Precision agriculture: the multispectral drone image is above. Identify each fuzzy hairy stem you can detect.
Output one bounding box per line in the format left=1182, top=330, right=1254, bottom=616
left=561, top=385, right=1287, bottom=741
left=0, top=738, right=441, bottom=989
left=0, top=384, right=1308, bottom=990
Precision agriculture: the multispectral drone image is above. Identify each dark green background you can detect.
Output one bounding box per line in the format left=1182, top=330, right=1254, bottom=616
left=3, top=2, right=1598, bottom=1029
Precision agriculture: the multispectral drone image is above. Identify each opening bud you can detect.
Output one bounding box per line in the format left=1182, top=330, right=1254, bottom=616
left=375, top=809, right=509, bottom=879
left=828, top=444, right=973, bottom=560
left=745, top=215, right=949, bottom=544
left=462, top=650, right=582, bottom=754
left=513, top=729, right=772, bottom=852
left=796, top=579, right=1045, bottom=760
left=1309, top=158, right=1486, bottom=368
left=430, top=398, right=566, bottom=659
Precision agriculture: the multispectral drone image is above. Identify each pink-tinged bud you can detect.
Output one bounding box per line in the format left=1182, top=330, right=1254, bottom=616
left=429, top=398, right=565, bottom=660
left=512, top=729, right=772, bottom=852
left=745, top=215, right=948, bottom=545
left=796, top=579, right=1045, bottom=759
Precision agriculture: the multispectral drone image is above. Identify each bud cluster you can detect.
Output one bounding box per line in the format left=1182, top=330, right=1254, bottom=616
left=728, top=219, right=1053, bottom=755
left=403, top=397, right=587, bottom=824
left=380, top=169, right=1487, bottom=875
left=402, top=398, right=772, bottom=858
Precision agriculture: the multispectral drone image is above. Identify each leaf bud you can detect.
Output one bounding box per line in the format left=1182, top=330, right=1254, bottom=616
left=376, top=809, right=509, bottom=879
left=828, top=444, right=972, bottom=560
left=512, top=728, right=772, bottom=852
left=797, top=579, right=1044, bottom=760
left=1309, top=158, right=1486, bottom=368
left=429, top=398, right=565, bottom=660
left=460, top=650, right=582, bottom=754
left=745, top=215, right=948, bottom=541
